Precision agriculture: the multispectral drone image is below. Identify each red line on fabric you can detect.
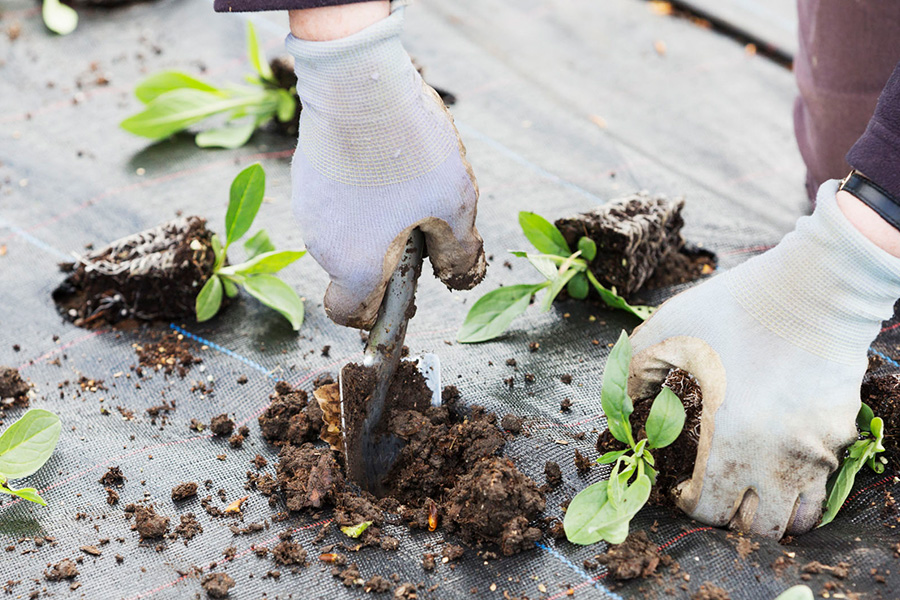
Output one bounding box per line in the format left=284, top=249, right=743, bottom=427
left=124, top=518, right=333, bottom=600
left=656, top=526, right=715, bottom=551
left=842, top=475, right=894, bottom=507
left=17, top=329, right=108, bottom=371
left=880, top=322, right=900, bottom=333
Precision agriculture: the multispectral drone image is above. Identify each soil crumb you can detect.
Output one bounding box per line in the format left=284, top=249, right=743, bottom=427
left=129, top=504, right=170, bottom=539
left=276, top=443, right=344, bottom=511
left=500, top=413, right=523, bottom=434
left=272, top=540, right=308, bottom=566
left=53, top=216, right=217, bottom=327
left=692, top=582, right=731, bottom=600
left=0, top=366, right=29, bottom=409
left=860, top=374, right=900, bottom=466
left=259, top=381, right=323, bottom=447
left=99, top=466, right=126, bottom=487
left=544, top=461, right=562, bottom=487
left=210, top=414, right=235, bottom=437
left=201, top=572, right=235, bottom=598
left=171, top=482, right=198, bottom=501
left=133, top=329, right=201, bottom=377
left=44, top=558, right=78, bottom=581
left=597, top=531, right=671, bottom=580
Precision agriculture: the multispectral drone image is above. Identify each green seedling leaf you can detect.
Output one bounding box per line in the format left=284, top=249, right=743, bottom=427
left=457, top=283, right=546, bottom=343
left=586, top=270, right=654, bottom=321
left=564, top=474, right=651, bottom=545
left=120, top=89, right=256, bottom=141
left=220, top=250, right=305, bottom=277
left=211, top=234, right=225, bottom=271
left=601, top=331, right=634, bottom=445
left=225, top=163, right=266, bottom=246
left=196, top=119, right=257, bottom=149
left=0, top=409, right=62, bottom=480
left=597, top=450, right=628, bottom=465
left=524, top=253, right=563, bottom=280
left=567, top=273, right=589, bottom=299
left=857, top=403, right=875, bottom=433
left=645, top=387, right=686, bottom=449
left=340, top=521, right=372, bottom=539
left=244, top=230, right=276, bottom=260
left=246, top=21, right=274, bottom=83
left=871, top=416, right=884, bottom=442
left=774, top=585, right=814, bottom=600
left=541, top=268, right=578, bottom=312
left=135, top=71, right=222, bottom=104
left=222, top=278, right=239, bottom=299
left=563, top=480, right=609, bottom=545
left=275, top=90, right=297, bottom=122
left=243, top=274, right=304, bottom=331
left=196, top=275, right=223, bottom=322
left=577, top=236, right=597, bottom=261
left=42, top=0, right=78, bottom=35
left=0, top=477, right=47, bottom=506
left=518, top=212, right=571, bottom=257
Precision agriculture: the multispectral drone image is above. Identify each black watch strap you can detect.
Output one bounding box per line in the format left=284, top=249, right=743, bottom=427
left=839, top=171, right=900, bottom=232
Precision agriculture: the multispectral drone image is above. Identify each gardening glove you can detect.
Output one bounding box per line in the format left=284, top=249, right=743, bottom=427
left=627, top=180, right=900, bottom=538
left=286, top=6, right=485, bottom=329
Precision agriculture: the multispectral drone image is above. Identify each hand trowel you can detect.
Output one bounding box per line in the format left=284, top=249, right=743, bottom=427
left=335, top=229, right=441, bottom=496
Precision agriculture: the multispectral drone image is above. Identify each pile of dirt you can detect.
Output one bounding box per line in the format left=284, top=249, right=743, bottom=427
left=597, top=369, right=702, bottom=505
left=554, top=192, right=715, bottom=299
left=201, top=572, right=235, bottom=598
left=52, top=216, right=217, bottom=328
left=597, top=530, right=673, bottom=580
left=860, top=374, right=900, bottom=467
left=133, top=329, right=201, bottom=378
left=258, top=364, right=545, bottom=555
left=0, top=366, right=29, bottom=411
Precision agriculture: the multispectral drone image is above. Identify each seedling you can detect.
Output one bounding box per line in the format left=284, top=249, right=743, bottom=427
left=0, top=409, right=62, bottom=506
left=819, top=402, right=887, bottom=526
left=42, top=0, right=78, bottom=35
left=340, top=521, right=372, bottom=539
left=121, top=22, right=297, bottom=149
left=457, top=212, right=654, bottom=343
left=195, top=163, right=306, bottom=330
left=564, top=331, right=685, bottom=545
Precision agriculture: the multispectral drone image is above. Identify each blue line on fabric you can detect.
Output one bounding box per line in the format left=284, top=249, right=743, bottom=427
left=534, top=542, right=621, bottom=598
left=169, top=323, right=278, bottom=380
left=870, top=348, right=900, bottom=369
left=0, top=218, right=70, bottom=260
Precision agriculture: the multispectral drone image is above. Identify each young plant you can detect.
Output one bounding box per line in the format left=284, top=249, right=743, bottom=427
left=819, top=402, right=887, bottom=526
left=195, top=163, right=306, bottom=330
left=563, top=331, right=685, bottom=545
left=121, top=22, right=296, bottom=149
left=457, top=212, right=654, bottom=343
left=0, top=409, right=62, bottom=506
left=42, top=0, right=78, bottom=35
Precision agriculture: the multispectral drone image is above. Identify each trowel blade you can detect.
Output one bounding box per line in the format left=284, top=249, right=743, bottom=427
left=338, top=354, right=441, bottom=495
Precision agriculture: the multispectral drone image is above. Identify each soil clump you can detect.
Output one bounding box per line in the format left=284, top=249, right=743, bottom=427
left=133, top=329, right=200, bottom=377
left=201, top=572, right=235, bottom=598
left=554, top=192, right=715, bottom=299
left=597, top=530, right=672, bottom=580
left=171, top=482, right=198, bottom=501
left=44, top=558, right=79, bottom=581
left=53, top=216, right=217, bottom=327
left=210, top=414, right=235, bottom=437
left=0, top=366, right=29, bottom=410
left=860, top=374, right=900, bottom=466
left=692, top=582, right=731, bottom=600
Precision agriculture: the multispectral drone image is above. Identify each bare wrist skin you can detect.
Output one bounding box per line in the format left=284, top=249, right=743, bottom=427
left=836, top=189, right=900, bottom=258
left=289, top=1, right=390, bottom=41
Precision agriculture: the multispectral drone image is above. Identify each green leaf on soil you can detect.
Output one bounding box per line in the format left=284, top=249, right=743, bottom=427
left=577, top=236, right=597, bottom=261
left=42, top=0, right=78, bottom=35
left=774, top=585, right=814, bottom=600
left=857, top=403, right=875, bottom=433
left=246, top=21, right=274, bottom=83
left=135, top=71, right=223, bottom=104
left=222, top=277, right=239, bottom=298
left=645, top=387, right=686, bottom=449
left=564, top=474, right=651, bottom=545
left=821, top=416, right=885, bottom=526
left=242, top=274, right=304, bottom=331
left=220, top=250, right=305, bottom=277
left=244, top=230, right=276, bottom=260
left=457, top=283, right=546, bottom=343
left=225, top=163, right=266, bottom=246
left=195, top=275, right=223, bottom=322
left=597, top=449, right=628, bottom=464
left=211, top=234, right=225, bottom=271
left=600, top=331, right=634, bottom=446
left=585, top=270, right=654, bottom=321
left=0, top=409, right=61, bottom=480
left=518, top=212, right=571, bottom=257
left=566, top=273, right=589, bottom=300
left=196, top=118, right=257, bottom=149
left=340, top=521, right=372, bottom=539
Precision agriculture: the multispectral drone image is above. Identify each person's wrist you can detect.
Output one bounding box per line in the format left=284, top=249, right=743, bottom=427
left=289, top=1, right=390, bottom=41
left=836, top=187, right=900, bottom=258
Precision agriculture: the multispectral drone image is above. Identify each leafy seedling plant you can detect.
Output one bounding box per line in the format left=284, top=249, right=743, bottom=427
left=121, top=22, right=296, bottom=149
left=564, top=331, right=685, bottom=545
left=457, top=212, right=654, bottom=343
left=195, top=163, right=306, bottom=330
left=0, top=409, right=62, bottom=506
left=819, top=402, right=887, bottom=526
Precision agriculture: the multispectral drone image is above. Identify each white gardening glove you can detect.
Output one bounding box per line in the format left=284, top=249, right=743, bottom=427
left=286, top=6, right=485, bottom=329
left=628, top=180, right=900, bottom=538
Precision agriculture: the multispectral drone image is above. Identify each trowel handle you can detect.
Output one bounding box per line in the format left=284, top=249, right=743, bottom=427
left=363, top=229, right=425, bottom=405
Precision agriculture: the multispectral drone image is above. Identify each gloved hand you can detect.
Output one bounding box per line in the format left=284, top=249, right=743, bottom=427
left=627, top=180, right=900, bottom=538
left=286, top=5, right=485, bottom=329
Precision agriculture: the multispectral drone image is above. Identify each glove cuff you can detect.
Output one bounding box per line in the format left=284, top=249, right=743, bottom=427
left=725, top=179, right=900, bottom=364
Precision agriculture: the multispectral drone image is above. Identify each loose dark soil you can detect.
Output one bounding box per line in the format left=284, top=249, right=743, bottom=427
left=171, top=482, right=198, bottom=501
left=554, top=192, right=716, bottom=299
left=597, top=369, right=702, bottom=506
left=127, top=504, right=170, bottom=540
left=860, top=374, right=900, bottom=467
left=597, top=530, right=672, bottom=580
left=133, top=329, right=201, bottom=377
left=52, top=216, right=217, bottom=327
left=258, top=364, right=545, bottom=555
left=99, top=466, right=126, bottom=487
left=692, top=582, right=731, bottom=600
left=210, top=414, right=235, bottom=437
left=0, top=366, right=29, bottom=410
left=44, top=558, right=79, bottom=582
left=201, top=572, right=235, bottom=598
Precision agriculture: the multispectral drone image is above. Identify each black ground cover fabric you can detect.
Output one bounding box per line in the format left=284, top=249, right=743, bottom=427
left=0, top=0, right=897, bottom=598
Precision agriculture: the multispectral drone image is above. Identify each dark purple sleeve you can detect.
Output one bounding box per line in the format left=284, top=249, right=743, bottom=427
left=847, top=62, right=900, bottom=200
left=214, top=0, right=377, bottom=12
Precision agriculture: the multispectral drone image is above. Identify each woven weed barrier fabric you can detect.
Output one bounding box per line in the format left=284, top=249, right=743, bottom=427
left=0, top=0, right=897, bottom=598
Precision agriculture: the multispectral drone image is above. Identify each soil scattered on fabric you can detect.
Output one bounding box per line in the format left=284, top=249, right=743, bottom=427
left=201, top=572, right=235, bottom=598
left=554, top=192, right=715, bottom=299
left=0, top=366, right=29, bottom=410
left=210, top=414, right=235, bottom=437
left=860, top=374, right=900, bottom=466
left=259, top=381, right=323, bottom=447
left=692, top=582, right=731, bottom=600
left=99, top=466, right=125, bottom=487
left=133, top=329, right=201, bottom=377
left=597, top=368, right=702, bottom=505
left=171, top=482, right=198, bottom=501
left=544, top=461, right=563, bottom=488
left=272, top=540, right=308, bottom=566
left=52, top=216, right=217, bottom=327
left=44, top=558, right=79, bottom=582
left=597, top=531, right=672, bottom=580
left=127, top=504, right=170, bottom=540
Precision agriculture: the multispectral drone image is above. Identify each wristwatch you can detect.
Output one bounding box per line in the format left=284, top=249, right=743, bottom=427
left=839, top=170, right=900, bottom=231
